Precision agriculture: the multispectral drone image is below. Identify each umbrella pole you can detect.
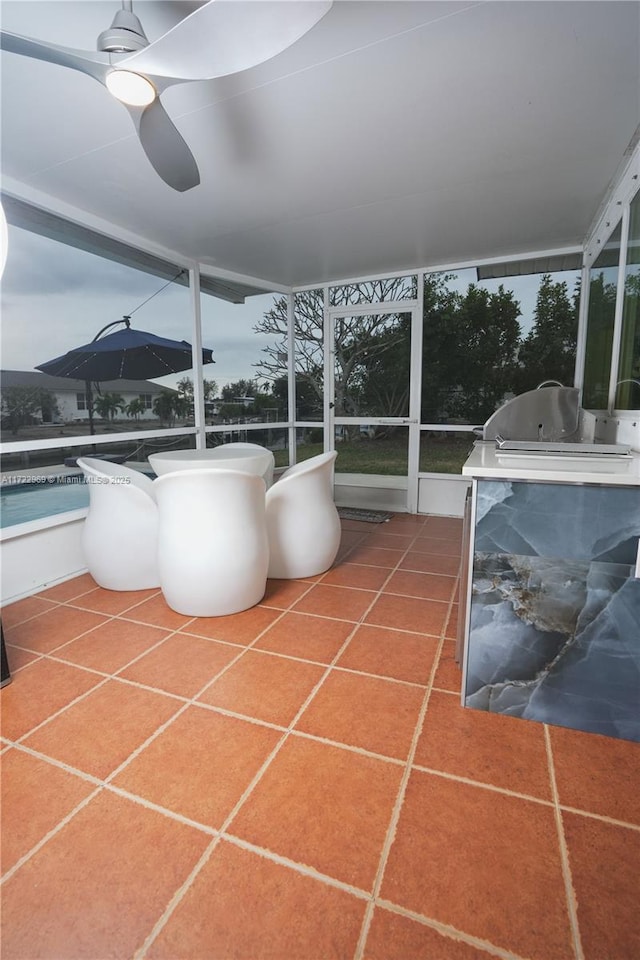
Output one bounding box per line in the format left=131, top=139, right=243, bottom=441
left=85, top=379, right=97, bottom=444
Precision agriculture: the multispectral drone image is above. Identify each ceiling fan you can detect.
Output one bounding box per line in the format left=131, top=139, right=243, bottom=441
left=0, top=0, right=332, bottom=192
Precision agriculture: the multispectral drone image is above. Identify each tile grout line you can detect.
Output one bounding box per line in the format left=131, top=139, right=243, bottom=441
left=133, top=836, right=223, bottom=960
left=105, top=782, right=219, bottom=836
left=374, top=899, right=529, bottom=960
left=4, top=603, right=147, bottom=661
left=2, top=649, right=46, bottom=676
left=544, top=724, right=585, bottom=960
left=353, top=644, right=446, bottom=958
left=1, top=740, right=105, bottom=787
left=221, top=833, right=373, bottom=901
left=0, top=787, right=103, bottom=887
left=0, top=599, right=64, bottom=628
left=352, top=560, right=459, bottom=959
left=410, top=761, right=559, bottom=808
left=11, top=675, right=113, bottom=746
left=556, top=804, right=640, bottom=832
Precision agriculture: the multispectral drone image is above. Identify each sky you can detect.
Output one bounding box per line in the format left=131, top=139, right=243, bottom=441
left=0, top=222, right=580, bottom=393
left=0, top=223, right=281, bottom=392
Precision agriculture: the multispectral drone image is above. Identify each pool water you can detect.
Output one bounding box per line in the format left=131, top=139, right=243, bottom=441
left=1, top=476, right=89, bottom=528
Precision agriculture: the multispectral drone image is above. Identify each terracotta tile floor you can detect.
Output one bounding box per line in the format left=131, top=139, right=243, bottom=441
left=1, top=513, right=639, bottom=960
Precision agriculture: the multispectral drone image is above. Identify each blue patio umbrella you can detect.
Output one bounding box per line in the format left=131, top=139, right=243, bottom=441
left=37, top=318, right=214, bottom=381
left=36, top=316, right=214, bottom=434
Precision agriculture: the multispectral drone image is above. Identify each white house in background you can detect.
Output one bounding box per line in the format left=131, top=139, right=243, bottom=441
left=0, top=370, right=173, bottom=423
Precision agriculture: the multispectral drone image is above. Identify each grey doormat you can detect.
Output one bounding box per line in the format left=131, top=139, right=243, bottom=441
left=338, top=508, right=392, bottom=523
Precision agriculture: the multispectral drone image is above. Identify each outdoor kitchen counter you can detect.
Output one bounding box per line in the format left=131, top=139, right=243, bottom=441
left=462, top=441, right=640, bottom=485
left=459, top=442, right=640, bottom=744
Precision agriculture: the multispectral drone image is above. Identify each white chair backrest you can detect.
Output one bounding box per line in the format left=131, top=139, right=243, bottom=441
left=264, top=452, right=339, bottom=579
left=77, top=457, right=157, bottom=501
left=270, top=451, right=337, bottom=492
left=75, top=457, right=160, bottom=590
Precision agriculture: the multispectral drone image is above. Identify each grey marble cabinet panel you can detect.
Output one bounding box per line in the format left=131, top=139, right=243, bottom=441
left=464, top=480, right=640, bottom=742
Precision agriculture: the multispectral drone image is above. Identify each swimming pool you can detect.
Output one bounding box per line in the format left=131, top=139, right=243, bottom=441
left=0, top=473, right=155, bottom=529
left=0, top=470, right=159, bottom=528
left=1, top=475, right=89, bottom=527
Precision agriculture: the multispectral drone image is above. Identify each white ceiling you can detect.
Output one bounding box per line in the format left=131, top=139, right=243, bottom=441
left=1, top=1, right=639, bottom=291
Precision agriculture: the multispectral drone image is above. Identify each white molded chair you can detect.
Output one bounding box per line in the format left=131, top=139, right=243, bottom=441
left=265, top=451, right=341, bottom=579
left=76, top=457, right=160, bottom=591
left=217, top=442, right=275, bottom=487
left=154, top=468, right=269, bottom=617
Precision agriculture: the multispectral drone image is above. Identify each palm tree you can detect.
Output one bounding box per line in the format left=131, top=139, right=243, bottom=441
left=125, top=397, right=147, bottom=421
left=94, top=392, right=125, bottom=421
left=152, top=389, right=179, bottom=426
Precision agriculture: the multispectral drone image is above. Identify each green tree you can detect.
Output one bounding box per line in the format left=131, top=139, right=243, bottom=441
left=1, top=386, right=58, bottom=435
left=152, top=389, right=181, bottom=425
left=203, top=379, right=218, bottom=402
left=217, top=380, right=279, bottom=420
left=582, top=272, right=618, bottom=408
left=272, top=373, right=319, bottom=420
left=419, top=276, right=522, bottom=423
left=125, top=396, right=147, bottom=421
left=94, top=392, right=125, bottom=421
left=256, top=290, right=325, bottom=415
left=449, top=283, right=522, bottom=422
left=220, top=379, right=258, bottom=401
left=178, top=376, right=219, bottom=406
left=176, top=377, right=194, bottom=401
left=420, top=273, right=465, bottom=422
left=614, top=271, right=640, bottom=408
left=514, top=274, right=579, bottom=394
left=346, top=313, right=411, bottom=422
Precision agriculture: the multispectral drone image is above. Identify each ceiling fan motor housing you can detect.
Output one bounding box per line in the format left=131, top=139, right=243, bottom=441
left=97, top=8, right=148, bottom=54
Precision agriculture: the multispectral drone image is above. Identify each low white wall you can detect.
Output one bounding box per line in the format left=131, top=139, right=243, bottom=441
left=333, top=473, right=469, bottom=517
left=418, top=475, right=471, bottom=516
left=334, top=473, right=409, bottom=512
left=0, top=510, right=88, bottom=604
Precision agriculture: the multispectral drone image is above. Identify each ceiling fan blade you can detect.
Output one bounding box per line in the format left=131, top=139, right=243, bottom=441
left=0, top=29, right=109, bottom=84
left=126, top=99, right=200, bottom=192
left=124, top=0, right=333, bottom=81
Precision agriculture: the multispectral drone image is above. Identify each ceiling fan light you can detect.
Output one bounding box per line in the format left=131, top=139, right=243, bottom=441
left=106, top=70, right=156, bottom=106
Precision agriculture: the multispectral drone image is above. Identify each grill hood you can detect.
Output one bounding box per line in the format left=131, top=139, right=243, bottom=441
left=482, top=387, right=631, bottom=456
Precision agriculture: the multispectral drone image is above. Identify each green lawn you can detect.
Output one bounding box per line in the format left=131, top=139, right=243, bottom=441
left=277, top=435, right=474, bottom=475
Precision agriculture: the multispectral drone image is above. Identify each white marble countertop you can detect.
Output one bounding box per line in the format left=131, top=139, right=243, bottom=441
left=462, top=442, right=640, bottom=486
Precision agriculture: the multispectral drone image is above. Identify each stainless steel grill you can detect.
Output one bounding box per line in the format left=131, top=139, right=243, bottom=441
left=482, top=387, right=631, bottom=457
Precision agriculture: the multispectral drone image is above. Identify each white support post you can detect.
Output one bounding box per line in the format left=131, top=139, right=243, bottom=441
left=407, top=273, right=424, bottom=514
left=287, top=292, right=296, bottom=466
left=573, top=260, right=591, bottom=398
left=323, top=285, right=332, bottom=454
left=607, top=204, right=631, bottom=413
left=189, top=263, right=206, bottom=449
